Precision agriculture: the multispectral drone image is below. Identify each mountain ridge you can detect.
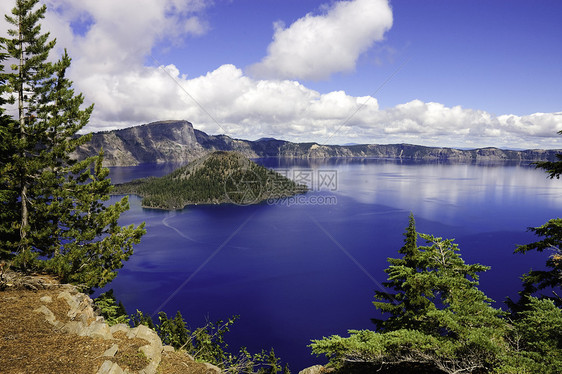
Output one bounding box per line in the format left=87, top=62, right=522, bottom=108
left=73, top=120, right=561, bottom=166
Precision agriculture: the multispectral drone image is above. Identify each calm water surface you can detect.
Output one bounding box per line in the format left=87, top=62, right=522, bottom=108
left=103, top=159, right=561, bottom=370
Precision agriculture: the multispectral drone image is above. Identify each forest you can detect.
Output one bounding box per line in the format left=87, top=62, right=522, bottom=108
left=112, top=151, right=308, bottom=209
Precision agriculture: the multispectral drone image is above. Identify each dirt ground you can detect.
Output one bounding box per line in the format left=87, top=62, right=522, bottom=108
left=0, top=272, right=218, bottom=374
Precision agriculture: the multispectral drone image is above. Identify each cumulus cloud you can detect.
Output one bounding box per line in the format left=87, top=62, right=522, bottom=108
left=77, top=59, right=562, bottom=149
left=0, top=1, right=560, bottom=150
left=247, top=0, right=393, bottom=80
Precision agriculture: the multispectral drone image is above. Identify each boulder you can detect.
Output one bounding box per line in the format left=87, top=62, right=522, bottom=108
left=33, top=305, right=56, bottom=325
left=96, top=360, right=125, bottom=374
left=298, top=365, right=326, bottom=374
left=58, top=290, right=79, bottom=311
left=103, top=344, right=119, bottom=357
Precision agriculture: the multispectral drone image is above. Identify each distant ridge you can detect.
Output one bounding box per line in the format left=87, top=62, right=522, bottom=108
left=74, top=120, right=561, bottom=166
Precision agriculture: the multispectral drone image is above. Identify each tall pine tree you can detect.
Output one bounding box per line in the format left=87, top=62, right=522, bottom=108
left=372, top=213, right=435, bottom=332
left=312, top=215, right=507, bottom=373
left=0, top=0, right=145, bottom=289
left=0, top=36, right=16, bottom=258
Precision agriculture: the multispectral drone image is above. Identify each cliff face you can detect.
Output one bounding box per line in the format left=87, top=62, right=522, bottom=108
left=74, top=120, right=561, bottom=166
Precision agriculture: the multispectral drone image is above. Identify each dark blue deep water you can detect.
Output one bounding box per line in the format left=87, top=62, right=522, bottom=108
left=103, top=159, right=561, bottom=371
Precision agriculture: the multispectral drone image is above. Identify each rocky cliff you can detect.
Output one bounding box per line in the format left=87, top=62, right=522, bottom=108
left=74, top=120, right=561, bottom=166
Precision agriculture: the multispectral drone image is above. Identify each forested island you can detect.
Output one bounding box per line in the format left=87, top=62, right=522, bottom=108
left=111, top=151, right=308, bottom=209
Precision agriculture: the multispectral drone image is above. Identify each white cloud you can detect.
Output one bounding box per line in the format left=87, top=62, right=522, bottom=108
left=78, top=60, right=562, bottom=149
left=247, top=0, right=393, bottom=80
left=41, top=0, right=209, bottom=73
left=0, top=1, right=561, bottom=150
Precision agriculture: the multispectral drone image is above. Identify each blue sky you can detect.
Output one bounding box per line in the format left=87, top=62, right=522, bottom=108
left=159, top=0, right=562, bottom=117
left=1, top=0, right=560, bottom=148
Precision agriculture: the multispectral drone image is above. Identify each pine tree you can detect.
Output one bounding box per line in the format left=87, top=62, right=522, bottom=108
left=311, top=216, right=507, bottom=373
left=0, top=0, right=145, bottom=288
left=372, top=213, right=435, bottom=332
left=0, top=44, right=18, bottom=258
left=508, top=141, right=562, bottom=310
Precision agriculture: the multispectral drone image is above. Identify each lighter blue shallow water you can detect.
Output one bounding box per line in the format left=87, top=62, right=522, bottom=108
left=103, top=159, right=561, bottom=370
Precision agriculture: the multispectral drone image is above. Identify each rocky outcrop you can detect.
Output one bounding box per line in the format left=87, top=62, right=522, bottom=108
left=298, top=365, right=333, bottom=374
left=1, top=271, right=225, bottom=373
left=10, top=275, right=221, bottom=374
left=74, top=120, right=562, bottom=166
left=32, top=286, right=167, bottom=374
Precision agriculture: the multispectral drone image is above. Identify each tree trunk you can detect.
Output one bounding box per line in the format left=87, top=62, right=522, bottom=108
left=18, top=11, right=28, bottom=252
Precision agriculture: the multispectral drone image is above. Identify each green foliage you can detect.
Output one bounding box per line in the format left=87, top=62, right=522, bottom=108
left=507, top=143, right=562, bottom=313
left=508, top=218, right=562, bottom=311
left=499, top=141, right=562, bottom=371
left=93, top=289, right=130, bottom=326
left=372, top=213, right=430, bottom=331
left=130, top=309, right=155, bottom=330
left=534, top=131, right=562, bottom=179
left=311, top=329, right=451, bottom=371
left=103, top=294, right=289, bottom=372
left=0, top=0, right=145, bottom=289
left=112, top=151, right=308, bottom=209
left=130, top=310, right=288, bottom=373
left=312, top=215, right=508, bottom=373
left=498, top=297, right=562, bottom=373
left=311, top=214, right=562, bottom=373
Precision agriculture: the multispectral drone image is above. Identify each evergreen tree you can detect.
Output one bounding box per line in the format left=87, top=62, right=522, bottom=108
left=500, top=297, right=562, bottom=373
left=93, top=289, right=130, bottom=326
left=311, top=215, right=507, bottom=373
left=372, top=213, right=433, bottom=331
left=509, top=219, right=562, bottom=309
left=0, top=0, right=145, bottom=288
left=508, top=141, right=562, bottom=311
left=0, top=42, right=17, bottom=258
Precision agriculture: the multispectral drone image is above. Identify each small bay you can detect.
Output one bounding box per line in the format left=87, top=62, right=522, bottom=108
left=103, top=158, right=560, bottom=370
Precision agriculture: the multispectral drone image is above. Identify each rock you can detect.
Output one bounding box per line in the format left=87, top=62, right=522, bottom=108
left=203, top=362, right=222, bottom=373
left=110, top=323, right=130, bottom=335
left=138, top=360, right=159, bottom=374
left=74, top=120, right=561, bottom=167
left=33, top=305, right=56, bottom=325
left=139, top=343, right=161, bottom=366
left=103, top=344, right=119, bottom=357
left=97, top=360, right=125, bottom=374
left=126, top=325, right=163, bottom=374
left=58, top=291, right=79, bottom=311
left=60, top=321, right=83, bottom=335
left=299, top=365, right=326, bottom=374
left=84, top=321, right=113, bottom=340
left=40, top=295, right=52, bottom=303
left=162, top=345, right=175, bottom=353
left=130, top=324, right=161, bottom=345
left=139, top=336, right=163, bottom=373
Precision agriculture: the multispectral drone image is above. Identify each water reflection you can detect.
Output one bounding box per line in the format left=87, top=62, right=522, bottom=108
left=257, top=158, right=562, bottom=229
left=109, top=158, right=562, bottom=227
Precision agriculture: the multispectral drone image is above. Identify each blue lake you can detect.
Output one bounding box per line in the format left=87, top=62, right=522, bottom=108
left=103, top=158, right=561, bottom=371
